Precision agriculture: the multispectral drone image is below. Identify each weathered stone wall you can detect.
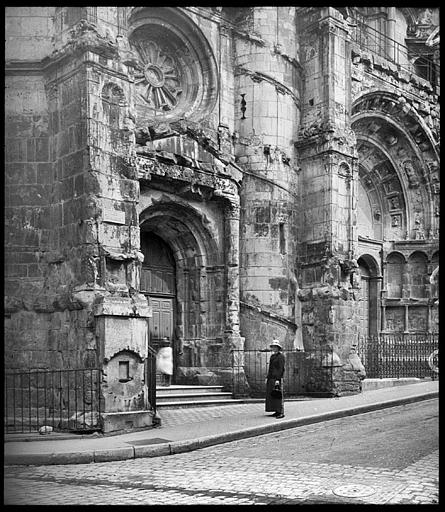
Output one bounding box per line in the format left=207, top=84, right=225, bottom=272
left=5, top=7, right=54, bottom=61
left=4, top=7, right=440, bottom=405
left=234, top=6, right=301, bottom=352
left=5, top=7, right=151, bottom=422
left=4, top=8, right=100, bottom=370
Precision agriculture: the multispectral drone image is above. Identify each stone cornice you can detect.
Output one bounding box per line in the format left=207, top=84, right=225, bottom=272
left=135, top=153, right=241, bottom=199
left=41, top=19, right=119, bottom=72
left=351, top=43, right=437, bottom=96
left=295, top=127, right=358, bottom=158
left=169, top=120, right=239, bottom=170
left=4, top=60, right=44, bottom=76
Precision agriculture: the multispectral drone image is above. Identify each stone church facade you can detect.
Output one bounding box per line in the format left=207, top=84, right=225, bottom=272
left=5, top=7, right=439, bottom=426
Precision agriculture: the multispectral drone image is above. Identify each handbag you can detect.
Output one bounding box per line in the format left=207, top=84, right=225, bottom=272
left=271, top=383, right=282, bottom=399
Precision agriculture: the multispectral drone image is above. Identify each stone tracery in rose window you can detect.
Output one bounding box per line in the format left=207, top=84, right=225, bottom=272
left=132, top=40, right=183, bottom=112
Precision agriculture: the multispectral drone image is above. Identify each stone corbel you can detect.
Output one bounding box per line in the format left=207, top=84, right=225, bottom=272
left=103, top=248, right=144, bottom=263
left=339, top=258, right=358, bottom=276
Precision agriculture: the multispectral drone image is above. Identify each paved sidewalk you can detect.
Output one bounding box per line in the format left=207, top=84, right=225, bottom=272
left=4, top=380, right=438, bottom=466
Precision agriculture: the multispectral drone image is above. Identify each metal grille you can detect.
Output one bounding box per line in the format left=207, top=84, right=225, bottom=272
left=357, top=334, right=439, bottom=379
left=231, top=348, right=334, bottom=398
left=4, top=368, right=102, bottom=434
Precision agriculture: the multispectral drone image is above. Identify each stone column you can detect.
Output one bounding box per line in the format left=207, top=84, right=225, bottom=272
left=386, top=7, right=396, bottom=62
left=234, top=6, right=300, bottom=352
left=404, top=305, right=409, bottom=333
left=225, top=199, right=241, bottom=336
left=295, top=8, right=363, bottom=395
left=381, top=294, right=387, bottom=331
left=213, top=191, right=246, bottom=392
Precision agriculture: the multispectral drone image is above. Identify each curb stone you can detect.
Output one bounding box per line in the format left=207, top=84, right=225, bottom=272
left=4, top=390, right=438, bottom=466
left=94, top=446, right=135, bottom=463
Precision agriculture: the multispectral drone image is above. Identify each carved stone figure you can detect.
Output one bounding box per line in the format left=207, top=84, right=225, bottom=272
left=389, top=196, right=400, bottom=210
left=403, top=160, right=419, bottom=188
left=414, top=211, right=426, bottom=240
left=391, top=215, right=400, bottom=227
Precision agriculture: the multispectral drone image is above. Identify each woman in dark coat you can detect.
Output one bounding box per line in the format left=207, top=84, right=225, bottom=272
left=265, top=339, right=285, bottom=418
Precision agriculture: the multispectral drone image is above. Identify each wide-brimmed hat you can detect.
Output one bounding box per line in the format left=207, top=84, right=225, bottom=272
left=270, top=339, right=282, bottom=349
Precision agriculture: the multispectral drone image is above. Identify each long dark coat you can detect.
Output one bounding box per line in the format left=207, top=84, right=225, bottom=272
left=265, top=351, right=285, bottom=413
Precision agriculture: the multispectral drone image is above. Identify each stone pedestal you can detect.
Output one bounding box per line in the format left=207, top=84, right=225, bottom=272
left=94, top=293, right=153, bottom=432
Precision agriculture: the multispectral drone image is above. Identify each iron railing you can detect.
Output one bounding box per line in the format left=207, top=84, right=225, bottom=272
left=357, top=333, right=439, bottom=379
left=231, top=347, right=335, bottom=398
left=146, top=346, right=157, bottom=413
left=4, top=368, right=102, bottom=434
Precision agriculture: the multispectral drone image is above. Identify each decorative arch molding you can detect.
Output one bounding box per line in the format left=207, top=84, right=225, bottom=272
left=139, top=199, right=221, bottom=269
left=127, top=7, right=219, bottom=127
left=399, top=8, right=419, bottom=27
left=357, top=253, right=381, bottom=278
left=352, top=91, right=439, bottom=160
left=386, top=250, right=407, bottom=264
left=352, top=91, right=438, bottom=240
left=106, top=348, right=144, bottom=365
left=139, top=197, right=231, bottom=353
left=355, top=139, right=408, bottom=241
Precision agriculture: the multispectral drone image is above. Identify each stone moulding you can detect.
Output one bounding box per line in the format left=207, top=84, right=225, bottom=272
left=351, top=45, right=437, bottom=102
left=234, top=66, right=301, bottom=108
left=104, top=348, right=144, bottom=365
left=135, top=154, right=240, bottom=199
left=240, top=300, right=299, bottom=330
left=169, top=120, right=234, bottom=166
left=297, top=284, right=356, bottom=301
left=42, top=19, right=119, bottom=71
left=94, top=295, right=151, bottom=319
left=352, top=92, right=439, bottom=159
left=231, top=28, right=266, bottom=47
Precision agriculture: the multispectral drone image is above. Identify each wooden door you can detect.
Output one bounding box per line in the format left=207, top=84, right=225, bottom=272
left=149, top=297, right=174, bottom=386
left=149, top=298, right=174, bottom=343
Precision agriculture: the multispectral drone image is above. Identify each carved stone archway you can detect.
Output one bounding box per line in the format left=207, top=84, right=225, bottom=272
left=139, top=199, right=238, bottom=385
left=352, top=91, right=438, bottom=241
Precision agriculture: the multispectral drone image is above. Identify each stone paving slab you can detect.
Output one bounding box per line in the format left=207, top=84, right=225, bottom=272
left=4, top=380, right=438, bottom=466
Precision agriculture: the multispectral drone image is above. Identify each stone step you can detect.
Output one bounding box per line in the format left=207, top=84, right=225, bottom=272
left=156, top=392, right=233, bottom=404
left=156, top=398, right=244, bottom=409
left=156, top=385, right=225, bottom=396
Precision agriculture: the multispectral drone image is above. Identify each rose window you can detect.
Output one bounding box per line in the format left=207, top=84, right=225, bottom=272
left=133, top=40, right=182, bottom=112
left=128, top=8, right=219, bottom=125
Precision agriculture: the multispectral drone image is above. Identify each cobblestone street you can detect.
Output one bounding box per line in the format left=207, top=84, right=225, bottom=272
left=4, top=401, right=438, bottom=505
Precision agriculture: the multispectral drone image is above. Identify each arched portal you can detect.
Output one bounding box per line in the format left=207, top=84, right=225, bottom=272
left=140, top=200, right=225, bottom=384
left=357, top=254, right=381, bottom=338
